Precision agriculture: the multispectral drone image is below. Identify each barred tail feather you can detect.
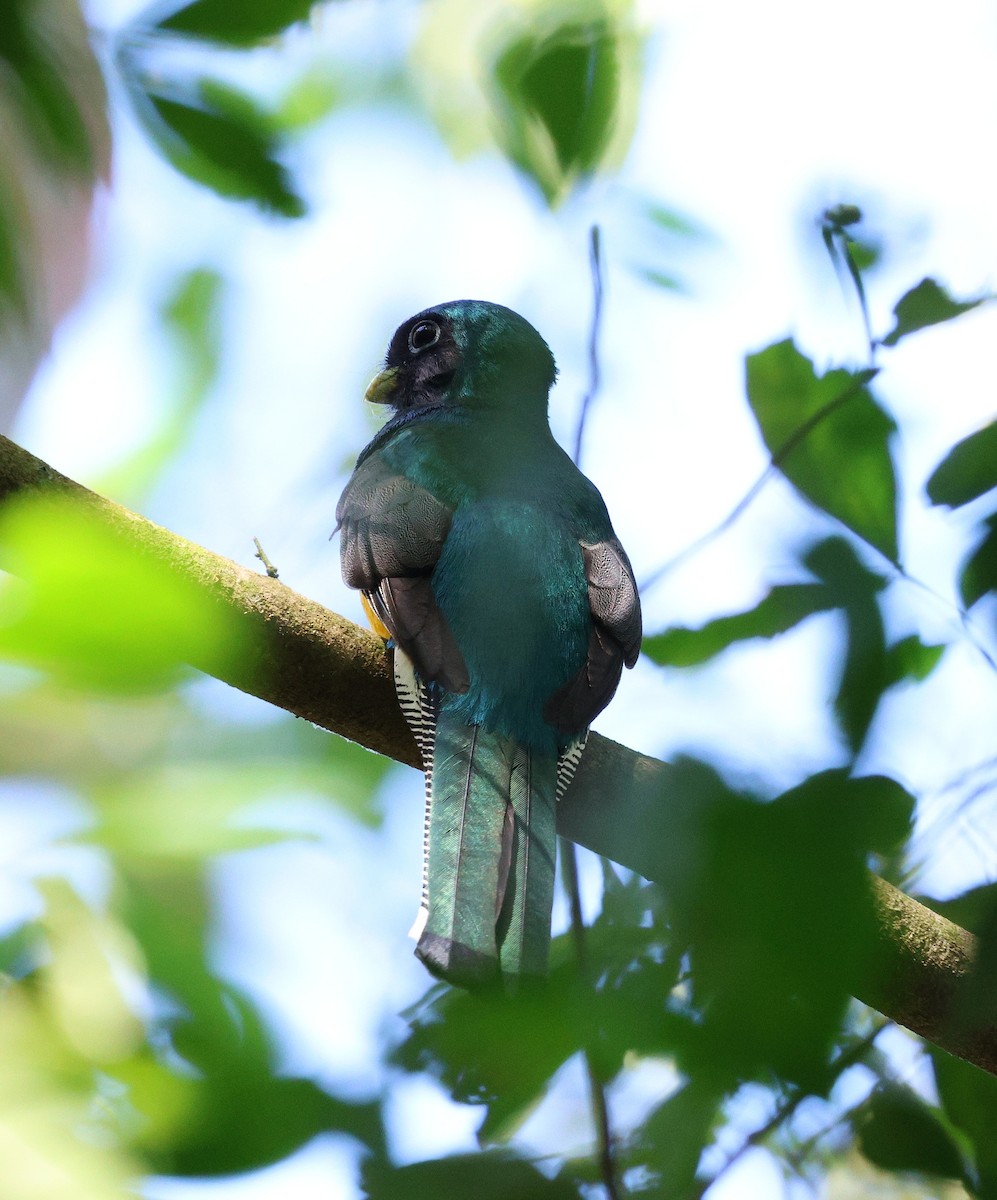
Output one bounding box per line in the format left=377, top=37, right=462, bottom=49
left=416, top=715, right=513, bottom=987
left=497, top=746, right=557, bottom=982
left=411, top=716, right=559, bottom=989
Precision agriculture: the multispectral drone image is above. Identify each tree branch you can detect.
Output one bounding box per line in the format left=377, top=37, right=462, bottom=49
left=0, top=433, right=994, bottom=1077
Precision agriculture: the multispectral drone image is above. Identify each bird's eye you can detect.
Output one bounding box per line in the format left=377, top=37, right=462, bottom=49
left=408, top=320, right=441, bottom=353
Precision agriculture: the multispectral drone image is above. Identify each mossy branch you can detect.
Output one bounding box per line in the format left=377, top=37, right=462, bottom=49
left=0, top=432, right=993, bottom=1077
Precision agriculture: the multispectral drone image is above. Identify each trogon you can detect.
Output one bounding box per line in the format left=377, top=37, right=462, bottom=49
left=337, top=300, right=641, bottom=989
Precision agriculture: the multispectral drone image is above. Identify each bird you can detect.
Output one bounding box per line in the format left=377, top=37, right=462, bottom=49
left=336, top=300, right=641, bottom=989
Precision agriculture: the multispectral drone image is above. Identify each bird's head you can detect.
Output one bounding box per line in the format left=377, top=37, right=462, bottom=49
left=365, top=300, right=557, bottom=419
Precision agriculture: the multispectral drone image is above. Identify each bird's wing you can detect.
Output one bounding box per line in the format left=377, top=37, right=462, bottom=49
left=337, top=450, right=469, bottom=693
left=544, top=536, right=642, bottom=735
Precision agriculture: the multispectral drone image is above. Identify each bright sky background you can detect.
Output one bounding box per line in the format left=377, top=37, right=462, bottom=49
left=6, top=0, right=997, bottom=1195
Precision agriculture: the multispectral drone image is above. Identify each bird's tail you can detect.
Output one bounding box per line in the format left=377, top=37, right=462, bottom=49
left=413, top=710, right=557, bottom=989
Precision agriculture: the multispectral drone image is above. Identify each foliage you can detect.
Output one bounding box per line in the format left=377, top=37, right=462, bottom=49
left=1, top=2, right=996, bottom=1199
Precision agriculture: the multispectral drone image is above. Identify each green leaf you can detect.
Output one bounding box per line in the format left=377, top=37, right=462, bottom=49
left=643, top=582, right=835, bottom=667
left=364, top=1152, right=581, bottom=1200
left=0, top=174, right=28, bottom=317
left=932, top=1048, right=997, bottom=1196
left=643, top=201, right=707, bottom=239
left=99, top=268, right=224, bottom=500
left=155, top=0, right=316, bottom=46
left=0, top=493, right=248, bottom=693
left=745, top=339, right=898, bottom=562
left=637, top=268, right=685, bottom=292
left=857, top=1083, right=966, bottom=1180
left=882, top=635, right=945, bottom=689
left=662, top=766, right=904, bottom=1089
left=881, top=277, right=986, bottom=348
left=490, top=14, right=636, bottom=205
left=846, top=238, right=881, bottom=274
left=926, top=419, right=997, bottom=508
left=131, top=79, right=305, bottom=217
left=806, top=538, right=888, bottom=755
left=632, top=1082, right=721, bottom=1196
left=959, top=513, right=997, bottom=609
left=0, top=0, right=96, bottom=175
left=274, top=65, right=341, bottom=131
left=394, top=974, right=589, bottom=1141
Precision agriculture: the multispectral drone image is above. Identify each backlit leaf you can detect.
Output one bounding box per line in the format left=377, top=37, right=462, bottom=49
left=746, top=339, right=898, bottom=562
left=959, top=513, right=997, bottom=609
left=156, top=0, right=316, bottom=46
left=806, top=537, right=888, bottom=754
left=490, top=9, right=638, bottom=206
left=881, top=277, right=986, bottom=348
left=0, top=493, right=247, bottom=693
left=926, top=419, right=997, bottom=508
left=882, top=635, right=945, bottom=689
left=857, top=1083, right=966, bottom=1180
left=643, top=582, right=834, bottom=667
left=130, top=80, right=305, bottom=217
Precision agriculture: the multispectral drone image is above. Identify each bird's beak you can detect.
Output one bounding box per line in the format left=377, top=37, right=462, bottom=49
left=364, top=366, right=401, bottom=405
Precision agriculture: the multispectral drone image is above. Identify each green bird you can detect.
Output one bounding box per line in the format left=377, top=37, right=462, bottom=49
left=337, top=300, right=641, bottom=988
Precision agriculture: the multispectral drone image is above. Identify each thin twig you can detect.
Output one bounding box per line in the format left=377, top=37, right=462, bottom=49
left=253, top=536, right=280, bottom=579
left=821, top=206, right=875, bottom=363
left=562, top=841, right=621, bottom=1200
left=693, top=1017, right=889, bottom=1197
left=573, top=226, right=605, bottom=469
left=639, top=370, right=878, bottom=592
left=566, top=222, right=621, bottom=1199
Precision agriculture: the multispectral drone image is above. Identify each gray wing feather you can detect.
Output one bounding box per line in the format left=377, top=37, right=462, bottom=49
left=582, top=538, right=642, bottom=667
left=338, top=452, right=469, bottom=693
left=338, top=454, right=451, bottom=588
left=544, top=536, right=642, bottom=735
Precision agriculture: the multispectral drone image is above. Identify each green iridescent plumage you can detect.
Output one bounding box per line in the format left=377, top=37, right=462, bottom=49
left=338, top=300, right=641, bottom=988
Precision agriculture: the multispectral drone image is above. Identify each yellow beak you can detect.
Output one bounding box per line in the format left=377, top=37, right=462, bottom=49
left=364, top=366, right=401, bottom=405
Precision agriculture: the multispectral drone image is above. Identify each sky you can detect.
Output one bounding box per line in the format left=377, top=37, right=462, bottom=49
left=6, top=0, right=997, bottom=1195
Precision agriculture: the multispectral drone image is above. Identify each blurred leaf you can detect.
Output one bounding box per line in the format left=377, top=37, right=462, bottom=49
left=628, top=1081, right=719, bottom=1196
left=643, top=582, right=834, bottom=667
left=847, top=238, right=881, bottom=273
left=490, top=8, right=638, bottom=205
left=643, top=201, right=707, bottom=239
left=130, top=78, right=305, bottom=216
left=0, top=920, right=40, bottom=977
left=394, top=973, right=591, bottom=1141
left=37, top=879, right=145, bottom=1064
left=0, top=0, right=95, bottom=174
left=114, top=867, right=385, bottom=1174
left=932, top=1048, right=997, bottom=1196
left=638, top=268, right=684, bottom=292
left=364, top=1151, right=581, bottom=1199
left=99, top=267, right=224, bottom=500
left=856, top=1082, right=966, bottom=1181
left=155, top=0, right=316, bottom=46
left=881, top=277, right=985, bottom=348
left=0, top=977, right=142, bottom=1197
left=745, top=340, right=898, bottom=563
left=92, top=765, right=317, bottom=861
left=806, top=538, right=888, bottom=754
left=929, top=885, right=997, bottom=1031
left=929, top=882, right=997, bottom=938
left=882, top=635, right=945, bottom=689
left=159, top=1073, right=380, bottom=1177
left=926, top=419, right=997, bottom=509
left=274, top=64, right=341, bottom=130
left=0, top=174, right=28, bottom=317
left=959, top=513, right=997, bottom=609
left=0, top=493, right=248, bottom=692
left=663, top=765, right=911, bottom=1089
